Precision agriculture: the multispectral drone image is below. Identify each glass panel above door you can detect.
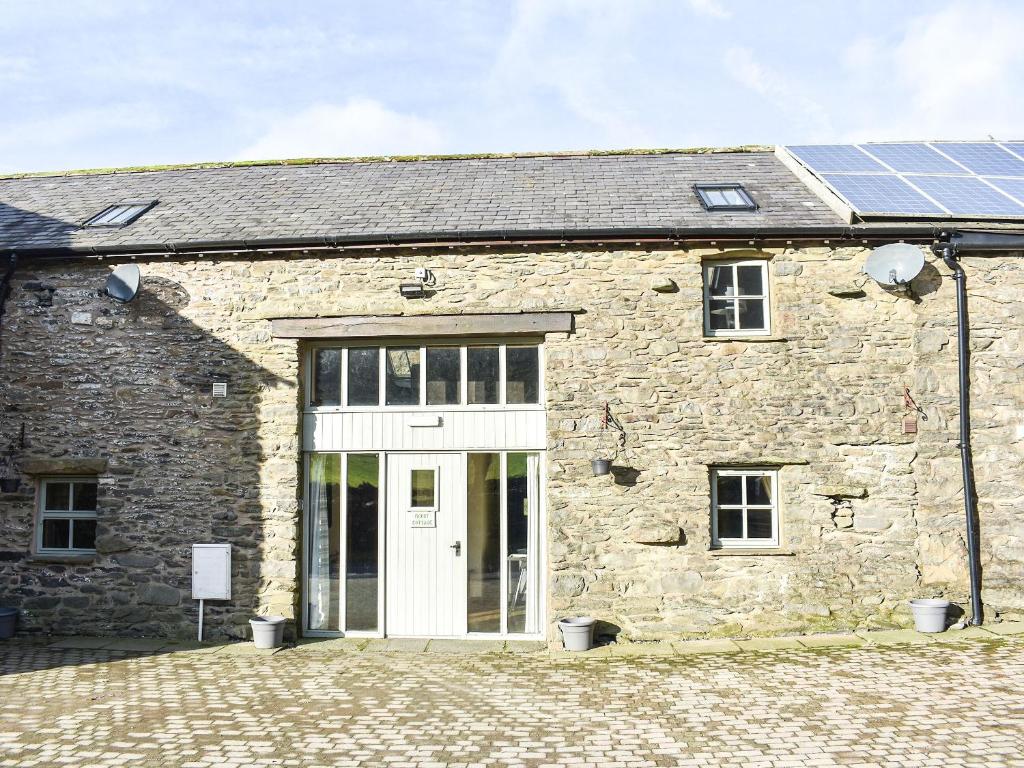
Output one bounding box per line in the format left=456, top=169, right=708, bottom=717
left=426, top=347, right=461, bottom=405
left=347, top=347, right=380, bottom=406
left=467, top=347, right=499, bottom=404
left=505, top=347, right=539, bottom=404
left=312, top=349, right=341, bottom=406
left=385, top=347, right=420, bottom=406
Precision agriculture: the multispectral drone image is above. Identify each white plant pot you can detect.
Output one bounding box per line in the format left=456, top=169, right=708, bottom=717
left=909, top=599, right=950, bottom=633
left=559, top=616, right=596, bottom=651
left=250, top=615, right=286, bottom=649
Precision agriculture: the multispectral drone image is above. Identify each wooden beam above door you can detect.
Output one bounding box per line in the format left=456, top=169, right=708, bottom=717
left=270, top=311, right=574, bottom=339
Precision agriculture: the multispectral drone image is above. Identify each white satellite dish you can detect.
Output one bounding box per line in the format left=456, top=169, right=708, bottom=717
left=105, top=264, right=141, bottom=302
left=864, top=243, right=925, bottom=288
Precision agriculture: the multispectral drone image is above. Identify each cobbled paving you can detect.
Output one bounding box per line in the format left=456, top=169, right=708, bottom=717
left=1, top=637, right=1023, bottom=767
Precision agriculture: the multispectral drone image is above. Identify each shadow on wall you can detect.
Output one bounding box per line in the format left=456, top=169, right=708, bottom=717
left=0, top=202, right=292, bottom=643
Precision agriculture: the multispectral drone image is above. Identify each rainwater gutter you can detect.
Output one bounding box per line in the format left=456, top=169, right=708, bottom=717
left=0, top=225, right=947, bottom=264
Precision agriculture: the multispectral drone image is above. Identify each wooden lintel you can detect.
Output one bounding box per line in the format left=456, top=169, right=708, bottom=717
left=270, top=312, right=574, bottom=339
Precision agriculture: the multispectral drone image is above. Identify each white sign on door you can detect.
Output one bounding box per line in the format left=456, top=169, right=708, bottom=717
left=410, top=509, right=436, bottom=528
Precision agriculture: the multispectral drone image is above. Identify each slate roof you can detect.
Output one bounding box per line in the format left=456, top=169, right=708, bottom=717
left=0, top=151, right=845, bottom=254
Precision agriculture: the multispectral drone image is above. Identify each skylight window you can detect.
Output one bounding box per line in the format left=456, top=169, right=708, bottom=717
left=83, top=202, right=156, bottom=228
left=694, top=184, right=757, bottom=211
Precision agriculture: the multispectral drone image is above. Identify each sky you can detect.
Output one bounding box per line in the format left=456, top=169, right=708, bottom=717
left=1, top=0, right=1023, bottom=174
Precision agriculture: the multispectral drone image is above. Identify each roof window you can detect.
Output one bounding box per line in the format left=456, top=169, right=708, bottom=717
left=694, top=184, right=757, bottom=211
left=83, top=202, right=156, bottom=228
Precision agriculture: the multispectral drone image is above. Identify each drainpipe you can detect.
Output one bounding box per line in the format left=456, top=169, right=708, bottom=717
left=932, top=229, right=1024, bottom=626
left=933, top=241, right=983, bottom=625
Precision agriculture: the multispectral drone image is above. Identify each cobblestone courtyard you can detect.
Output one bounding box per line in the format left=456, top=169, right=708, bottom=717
left=1, top=632, right=1023, bottom=768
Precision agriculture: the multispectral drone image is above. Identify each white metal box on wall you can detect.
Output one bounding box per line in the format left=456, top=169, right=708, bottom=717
left=192, top=544, right=231, bottom=600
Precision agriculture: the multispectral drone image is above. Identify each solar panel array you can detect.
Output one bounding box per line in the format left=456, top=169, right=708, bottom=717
left=783, top=141, right=1024, bottom=219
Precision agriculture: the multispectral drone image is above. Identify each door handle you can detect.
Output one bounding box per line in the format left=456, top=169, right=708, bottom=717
left=450, top=541, right=462, bottom=557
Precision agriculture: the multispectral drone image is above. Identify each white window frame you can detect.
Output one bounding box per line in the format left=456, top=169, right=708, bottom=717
left=305, top=339, right=545, bottom=412
left=710, top=467, right=779, bottom=549
left=702, top=259, right=771, bottom=337
left=36, top=476, right=99, bottom=555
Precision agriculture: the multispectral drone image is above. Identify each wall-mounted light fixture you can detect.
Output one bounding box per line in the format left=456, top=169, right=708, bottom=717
left=399, top=282, right=426, bottom=299
left=399, top=267, right=436, bottom=299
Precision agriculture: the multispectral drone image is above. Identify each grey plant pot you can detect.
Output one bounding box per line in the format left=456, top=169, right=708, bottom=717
left=591, top=459, right=611, bottom=476
left=250, top=615, right=286, bottom=649
left=909, top=599, right=950, bottom=633
left=558, top=616, right=596, bottom=651
left=0, top=607, right=18, bottom=639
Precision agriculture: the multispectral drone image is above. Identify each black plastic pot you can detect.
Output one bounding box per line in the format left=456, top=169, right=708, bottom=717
left=591, top=459, right=611, bottom=476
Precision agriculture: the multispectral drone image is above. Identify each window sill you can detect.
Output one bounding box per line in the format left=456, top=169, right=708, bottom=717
left=26, top=553, right=97, bottom=565
left=702, top=336, right=788, bottom=343
left=708, top=548, right=795, bottom=556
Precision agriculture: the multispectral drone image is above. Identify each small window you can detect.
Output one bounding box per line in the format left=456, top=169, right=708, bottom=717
left=703, top=259, right=770, bottom=336
left=83, top=202, right=156, bottom=228
left=695, top=184, right=757, bottom=211
left=410, top=469, right=436, bottom=508
left=711, top=468, right=779, bottom=548
left=37, top=477, right=99, bottom=554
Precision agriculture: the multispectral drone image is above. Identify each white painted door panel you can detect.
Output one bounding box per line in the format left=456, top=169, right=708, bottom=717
left=385, top=453, right=466, bottom=636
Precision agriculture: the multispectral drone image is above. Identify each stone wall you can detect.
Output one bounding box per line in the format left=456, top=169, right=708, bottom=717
left=0, top=244, right=1020, bottom=639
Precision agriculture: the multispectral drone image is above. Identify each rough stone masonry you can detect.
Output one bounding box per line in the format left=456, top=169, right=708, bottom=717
left=0, top=242, right=1021, bottom=640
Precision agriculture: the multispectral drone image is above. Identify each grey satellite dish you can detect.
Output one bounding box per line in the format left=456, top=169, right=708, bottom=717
left=105, top=264, right=141, bottom=302
left=863, top=243, right=925, bottom=287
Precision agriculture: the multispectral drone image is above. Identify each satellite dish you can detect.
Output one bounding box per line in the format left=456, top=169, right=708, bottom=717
left=864, top=243, right=925, bottom=287
left=105, top=264, right=141, bottom=302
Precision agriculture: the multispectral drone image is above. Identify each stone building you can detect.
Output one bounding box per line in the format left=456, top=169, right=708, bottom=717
left=0, top=145, right=1021, bottom=642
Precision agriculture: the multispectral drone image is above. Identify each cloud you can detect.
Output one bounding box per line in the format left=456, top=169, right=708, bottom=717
left=724, top=47, right=833, bottom=140
left=840, top=1, right=1024, bottom=140
left=236, top=99, right=446, bottom=160
left=685, top=0, right=731, bottom=19
left=487, top=0, right=655, bottom=148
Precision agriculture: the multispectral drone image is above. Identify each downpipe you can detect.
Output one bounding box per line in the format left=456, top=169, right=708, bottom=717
left=936, top=244, right=984, bottom=625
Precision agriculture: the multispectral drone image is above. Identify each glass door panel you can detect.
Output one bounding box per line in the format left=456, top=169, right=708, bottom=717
left=345, top=454, right=380, bottom=632
left=466, top=453, right=501, bottom=632
left=307, top=454, right=341, bottom=631
left=506, top=453, right=531, bottom=634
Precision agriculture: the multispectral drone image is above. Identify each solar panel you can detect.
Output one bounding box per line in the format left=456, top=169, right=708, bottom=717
left=782, top=140, right=1024, bottom=219
left=787, top=145, right=887, bottom=173
left=930, top=142, right=1024, bottom=176
left=1003, top=143, right=1024, bottom=161
left=985, top=177, right=1024, bottom=205
left=905, top=175, right=1024, bottom=216
left=821, top=174, right=945, bottom=215
left=861, top=143, right=962, bottom=173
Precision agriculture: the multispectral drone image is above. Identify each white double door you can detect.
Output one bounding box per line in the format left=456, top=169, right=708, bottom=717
left=385, top=453, right=467, bottom=637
